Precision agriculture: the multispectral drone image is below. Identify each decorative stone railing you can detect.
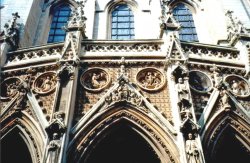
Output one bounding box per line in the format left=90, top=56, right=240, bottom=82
left=81, top=39, right=163, bottom=55
left=5, top=43, right=63, bottom=65
left=182, top=42, right=240, bottom=61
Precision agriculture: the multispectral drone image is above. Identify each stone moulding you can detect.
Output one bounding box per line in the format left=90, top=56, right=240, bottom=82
left=80, top=68, right=111, bottom=92
left=136, top=67, right=166, bottom=92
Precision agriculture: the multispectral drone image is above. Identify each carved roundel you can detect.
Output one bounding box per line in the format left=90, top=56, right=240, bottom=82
left=189, top=71, right=213, bottom=93
left=33, top=72, right=57, bottom=94
left=136, top=68, right=165, bottom=91
left=225, top=75, right=250, bottom=97
left=80, top=68, right=111, bottom=92
left=0, top=77, right=22, bottom=100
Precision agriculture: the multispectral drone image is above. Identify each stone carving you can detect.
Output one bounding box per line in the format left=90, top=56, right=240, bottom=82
left=46, top=132, right=61, bottom=163
left=225, top=75, right=250, bottom=97
left=45, top=111, right=66, bottom=140
left=33, top=72, right=57, bottom=94
left=176, top=78, right=191, bottom=111
left=80, top=68, right=110, bottom=92
left=0, top=12, right=20, bottom=49
left=219, top=87, right=231, bottom=111
left=225, top=10, right=249, bottom=43
left=136, top=68, right=165, bottom=91
left=105, top=79, right=142, bottom=107
left=189, top=71, right=212, bottom=93
left=64, top=0, right=87, bottom=36
left=185, top=133, right=201, bottom=163
left=0, top=77, right=22, bottom=100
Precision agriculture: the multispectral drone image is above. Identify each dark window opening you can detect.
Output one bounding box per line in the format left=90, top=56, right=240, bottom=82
left=48, top=4, right=71, bottom=43
left=173, top=3, right=198, bottom=42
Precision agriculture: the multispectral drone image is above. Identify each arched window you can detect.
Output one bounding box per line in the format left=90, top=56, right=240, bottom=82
left=111, top=4, right=134, bottom=40
left=173, top=4, right=198, bottom=42
left=48, top=4, right=71, bottom=43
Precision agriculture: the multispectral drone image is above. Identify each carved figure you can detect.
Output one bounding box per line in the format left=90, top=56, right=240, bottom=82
left=176, top=78, right=191, bottom=111
left=231, top=80, right=240, bottom=94
left=41, top=76, right=53, bottom=92
left=118, top=80, right=130, bottom=100
left=47, top=133, right=61, bottom=163
left=186, top=133, right=201, bottom=163
left=220, top=88, right=231, bottom=110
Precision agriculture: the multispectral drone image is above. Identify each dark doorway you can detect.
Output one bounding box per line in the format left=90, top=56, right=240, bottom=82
left=211, top=128, right=250, bottom=163
left=1, top=128, right=33, bottom=163
left=83, top=124, right=161, bottom=163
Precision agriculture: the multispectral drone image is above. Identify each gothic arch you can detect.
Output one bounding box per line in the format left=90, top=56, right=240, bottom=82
left=68, top=106, right=180, bottom=163
left=47, top=0, right=78, bottom=13
left=168, top=0, right=199, bottom=13
left=104, top=0, right=138, bottom=39
left=202, top=110, right=250, bottom=162
left=1, top=112, right=45, bottom=163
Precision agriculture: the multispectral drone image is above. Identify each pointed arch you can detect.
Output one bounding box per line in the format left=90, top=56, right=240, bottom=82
left=68, top=106, right=180, bottom=163
left=202, top=110, right=250, bottom=162
left=168, top=1, right=199, bottom=42
left=1, top=112, right=45, bottom=163
left=105, top=0, right=138, bottom=39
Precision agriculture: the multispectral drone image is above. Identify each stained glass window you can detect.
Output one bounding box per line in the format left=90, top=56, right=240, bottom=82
left=111, top=5, right=135, bottom=40
left=173, top=4, right=198, bottom=42
left=48, top=5, right=71, bottom=43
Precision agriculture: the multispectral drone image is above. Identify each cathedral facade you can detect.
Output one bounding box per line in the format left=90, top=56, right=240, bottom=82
left=0, top=0, right=250, bottom=163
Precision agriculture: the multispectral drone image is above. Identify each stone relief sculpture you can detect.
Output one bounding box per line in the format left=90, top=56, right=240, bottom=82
left=225, top=75, right=250, bottom=97
left=185, top=133, right=201, bottom=163
left=105, top=79, right=142, bottom=107
left=33, top=72, right=57, bottom=94
left=136, top=68, right=165, bottom=91
left=1, top=77, right=22, bottom=100
left=80, top=68, right=110, bottom=92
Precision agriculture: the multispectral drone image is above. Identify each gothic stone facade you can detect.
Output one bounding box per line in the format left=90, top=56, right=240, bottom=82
left=0, top=0, right=250, bottom=163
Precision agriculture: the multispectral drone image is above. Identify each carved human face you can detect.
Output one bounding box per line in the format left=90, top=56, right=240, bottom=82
left=188, top=133, right=193, bottom=139
left=178, top=78, right=183, bottom=83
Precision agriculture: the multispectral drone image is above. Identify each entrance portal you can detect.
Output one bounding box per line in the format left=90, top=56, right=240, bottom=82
left=1, top=128, right=33, bottom=163
left=83, top=124, right=161, bottom=163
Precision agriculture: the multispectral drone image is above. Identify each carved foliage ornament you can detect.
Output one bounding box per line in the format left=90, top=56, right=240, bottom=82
left=1, top=77, right=22, bottom=100
left=189, top=71, right=213, bottom=93
left=225, top=75, right=250, bottom=97
left=136, top=68, right=166, bottom=91
left=80, top=68, right=110, bottom=92
left=33, top=72, right=57, bottom=94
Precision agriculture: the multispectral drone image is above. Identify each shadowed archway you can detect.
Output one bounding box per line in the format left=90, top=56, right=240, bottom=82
left=210, top=127, right=250, bottom=163
left=83, top=122, right=161, bottom=163
left=1, top=128, right=33, bottom=163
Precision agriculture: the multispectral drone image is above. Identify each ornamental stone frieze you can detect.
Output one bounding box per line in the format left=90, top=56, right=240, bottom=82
left=80, top=68, right=111, bottom=92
